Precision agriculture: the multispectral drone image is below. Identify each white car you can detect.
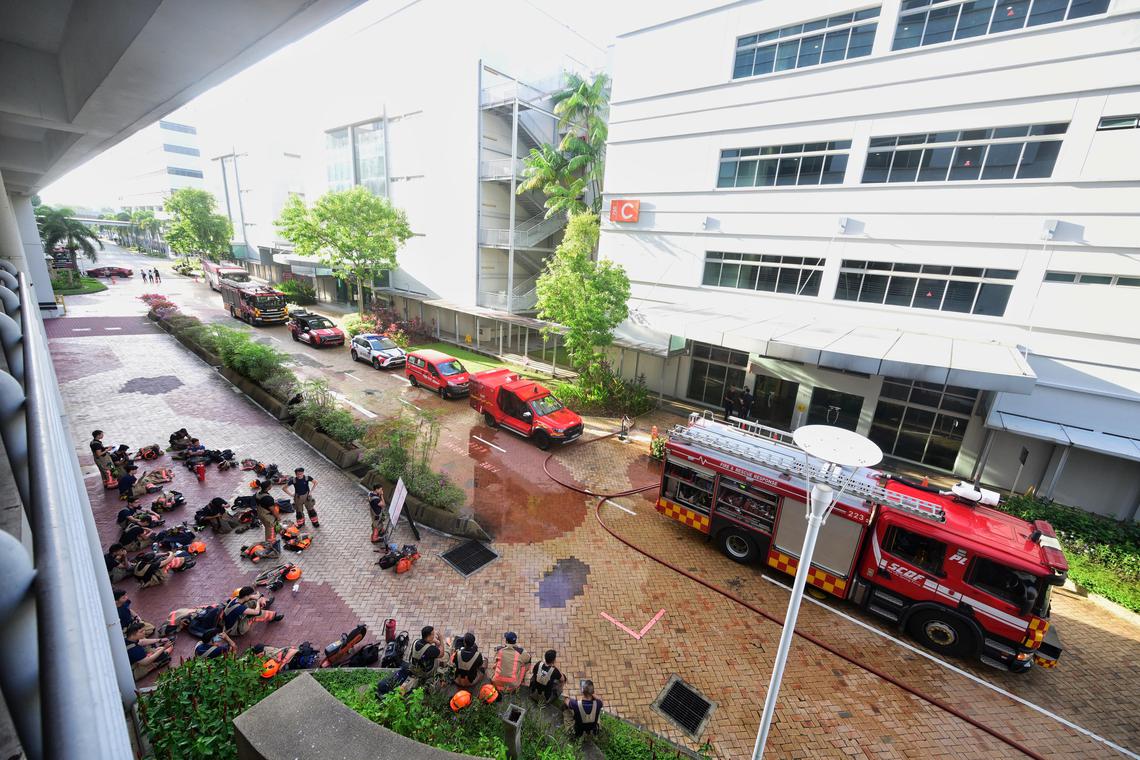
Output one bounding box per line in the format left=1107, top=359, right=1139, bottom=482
left=349, top=333, right=406, bottom=369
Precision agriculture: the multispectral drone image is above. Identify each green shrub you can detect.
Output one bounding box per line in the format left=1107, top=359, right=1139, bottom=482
left=997, top=495, right=1140, bottom=612
left=596, top=715, right=695, bottom=759
left=261, top=369, right=299, bottom=402
left=225, top=341, right=289, bottom=383
left=554, top=358, right=654, bottom=417
left=343, top=313, right=379, bottom=337
left=164, top=313, right=203, bottom=334
left=273, top=279, right=317, bottom=305
left=404, top=461, right=466, bottom=512
left=319, top=407, right=368, bottom=446
left=361, top=410, right=465, bottom=512
left=293, top=379, right=366, bottom=446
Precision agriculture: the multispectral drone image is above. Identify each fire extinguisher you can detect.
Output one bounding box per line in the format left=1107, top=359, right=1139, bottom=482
left=194, top=461, right=206, bottom=482
left=383, top=618, right=397, bottom=643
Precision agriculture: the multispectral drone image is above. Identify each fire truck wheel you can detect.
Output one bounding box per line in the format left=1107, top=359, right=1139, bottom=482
left=230, top=305, right=238, bottom=320
left=718, top=529, right=757, bottom=563
left=534, top=431, right=552, bottom=451
left=907, top=608, right=978, bottom=658
left=483, top=412, right=497, bottom=428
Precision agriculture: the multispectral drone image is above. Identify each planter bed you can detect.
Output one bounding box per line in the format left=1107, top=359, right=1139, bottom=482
left=363, top=474, right=489, bottom=542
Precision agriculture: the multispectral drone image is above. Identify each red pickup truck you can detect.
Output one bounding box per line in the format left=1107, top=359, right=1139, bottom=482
left=469, top=368, right=583, bottom=450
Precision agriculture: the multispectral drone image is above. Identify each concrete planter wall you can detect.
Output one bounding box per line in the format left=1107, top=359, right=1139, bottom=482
left=147, top=312, right=222, bottom=367
left=362, top=472, right=489, bottom=542
left=290, top=420, right=362, bottom=469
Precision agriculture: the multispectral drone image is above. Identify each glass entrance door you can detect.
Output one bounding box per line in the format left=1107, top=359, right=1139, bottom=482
left=806, top=387, right=863, bottom=432
left=751, top=374, right=798, bottom=430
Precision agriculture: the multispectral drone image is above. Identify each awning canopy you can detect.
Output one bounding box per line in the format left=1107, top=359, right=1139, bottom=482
left=636, top=302, right=1036, bottom=394
left=272, top=252, right=332, bottom=277
left=987, top=410, right=1140, bottom=462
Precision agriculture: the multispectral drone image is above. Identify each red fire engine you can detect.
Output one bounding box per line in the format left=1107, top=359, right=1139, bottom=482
left=656, top=414, right=1067, bottom=672
left=220, top=280, right=288, bottom=326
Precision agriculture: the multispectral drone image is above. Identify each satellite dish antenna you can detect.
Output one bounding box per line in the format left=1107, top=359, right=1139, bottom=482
left=793, top=425, right=883, bottom=469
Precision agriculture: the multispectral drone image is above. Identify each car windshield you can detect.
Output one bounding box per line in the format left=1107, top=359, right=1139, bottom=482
left=255, top=295, right=284, bottom=308
left=307, top=318, right=335, bottom=329
left=530, top=395, right=563, bottom=416
left=220, top=271, right=249, bottom=283
left=437, top=360, right=466, bottom=376
left=369, top=338, right=398, bottom=350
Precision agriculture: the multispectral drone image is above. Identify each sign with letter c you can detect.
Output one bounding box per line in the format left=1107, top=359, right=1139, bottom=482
left=609, top=199, right=640, bottom=223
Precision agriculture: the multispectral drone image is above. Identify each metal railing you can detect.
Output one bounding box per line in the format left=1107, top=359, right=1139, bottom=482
left=479, top=212, right=566, bottom=250
left=0, top=268, right=135, bottom=760
left=479, top=157, right=525, bottom=180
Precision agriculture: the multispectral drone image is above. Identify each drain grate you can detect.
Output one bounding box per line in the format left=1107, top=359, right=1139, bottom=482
left=440, top=540, right=499, bottom=577
left=652, top=676, right=715, bottom=739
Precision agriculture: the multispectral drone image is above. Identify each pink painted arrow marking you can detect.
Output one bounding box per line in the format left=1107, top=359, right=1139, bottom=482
left=600, top=609, right=666, bottom=640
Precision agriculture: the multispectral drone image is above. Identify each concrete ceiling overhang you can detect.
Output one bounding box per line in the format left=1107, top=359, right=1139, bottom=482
left=0, top=0, right=366, bottom=195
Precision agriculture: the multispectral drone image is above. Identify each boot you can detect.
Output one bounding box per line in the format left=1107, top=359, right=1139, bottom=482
left=371, top=527, right=381, bottom=543
left=270, top=612, right=284, bottom=624
left=310, top=515, right=320, bottom=528
left=295, top=514, right=305, bottom=528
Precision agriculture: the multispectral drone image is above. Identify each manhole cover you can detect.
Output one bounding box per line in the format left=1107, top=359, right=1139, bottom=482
left=652, top=676, right=715, bottom=739
left=440, top=540, right=499, bottom=577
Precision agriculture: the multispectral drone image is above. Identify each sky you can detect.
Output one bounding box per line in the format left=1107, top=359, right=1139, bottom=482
left=39, top=0, right=706, bottom=210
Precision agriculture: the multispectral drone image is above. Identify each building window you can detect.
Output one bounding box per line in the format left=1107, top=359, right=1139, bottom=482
left=166, top=167, right=203, bottom=178
left=163, top=144, right=200, bottom=157
left=892, top=0, right=1110, bottom=51
left=734, top=8, right=880, bottom=79
left=703, top=252, right=824, bottom=296
left=870, top=378, right=978, bottom=469
left=718, top=141, right=851, bottom=188
left=326, top=128, right=353, bottom=192
left=353, top=121, right=388, bottom=197
left=687, top=343, right=749, bottom=407
left=835, top=260, right=1015, bottom=315
left=1045, top=271, right=1140, bottom=286
left=1097, top=114, right=1140, bottom=131
left=862, top=123, right=1066, bottom=184
left=158, top=120, right=197, bottom=135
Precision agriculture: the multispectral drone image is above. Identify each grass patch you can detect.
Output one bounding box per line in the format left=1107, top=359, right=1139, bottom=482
left=996, top=495, right=1140, bottom=612
left=53, top=276, right=107, bottom=295
left=409, top=341, right=545, bottom=380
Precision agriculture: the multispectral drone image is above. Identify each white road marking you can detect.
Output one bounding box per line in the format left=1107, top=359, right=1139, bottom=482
left=602, top=498, right=637, bottom=516
left=103, top=327, right=122, bottom=331
left=758, top=573, right=1139, bottom=760
left=72, top=327, right=91, bottom=332
left=343, top=372, right=364, bottom=383
left=388, top=374, right=409, bottom=385
left=267, top=336, right=283, bottom=343
left=331, top=391, right=377, bottom=419
left=398, top=398, right=422, bottom=412
left=471, top=435, right=506, bottom=453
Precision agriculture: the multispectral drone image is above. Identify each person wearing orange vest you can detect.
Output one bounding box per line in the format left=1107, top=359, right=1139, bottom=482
left=491, top=631, right=531, bottom=694
left=565, top=680, right=603, bottom=738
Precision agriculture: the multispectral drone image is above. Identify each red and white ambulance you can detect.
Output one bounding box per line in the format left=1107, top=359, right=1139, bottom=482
left=656, top=414, right=1067, bottom=672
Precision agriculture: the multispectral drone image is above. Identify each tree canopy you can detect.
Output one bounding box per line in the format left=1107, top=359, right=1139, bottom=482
left=534, top=213, right=629, bottom=368
left=275, top=186, right=413, bottom=315
left=35, top=205, right=103, bottom=265
left=164, top=188, right=232, bottom=262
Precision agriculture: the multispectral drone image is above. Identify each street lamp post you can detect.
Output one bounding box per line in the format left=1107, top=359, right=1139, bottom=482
left=751, top=425, right=882, bottom=760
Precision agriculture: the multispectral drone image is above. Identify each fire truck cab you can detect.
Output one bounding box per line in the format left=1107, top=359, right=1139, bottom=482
left=220, top=281, right=287, bottom=326
left=469, top=368, right=583, bottom=450
left=657, top=415, right=1067, bottom=672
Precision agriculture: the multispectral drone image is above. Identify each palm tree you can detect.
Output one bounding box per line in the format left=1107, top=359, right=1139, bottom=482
left=131, top=209, right=160, bottom=251
left=35, top=205, right=103, bottom=270
left=552, top=72, right=610, bottom=213
left=517, top=144, right=588, bottom=219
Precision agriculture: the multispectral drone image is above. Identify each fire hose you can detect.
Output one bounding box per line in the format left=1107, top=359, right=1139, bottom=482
left=542, top=432, right=1047, bottom=760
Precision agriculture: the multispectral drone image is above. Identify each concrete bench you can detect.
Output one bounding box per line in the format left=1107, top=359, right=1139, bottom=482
left=234, top=672, right=486, bottom=760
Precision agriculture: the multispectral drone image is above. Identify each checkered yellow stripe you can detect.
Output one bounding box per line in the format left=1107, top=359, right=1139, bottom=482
left=1023, top=617, right=1049, bottom=649
left=656, top=499, right=711, bottom=534
left=767, top=549, right=848, bottom=598
left=1034, top=654, right=1058, bottom=669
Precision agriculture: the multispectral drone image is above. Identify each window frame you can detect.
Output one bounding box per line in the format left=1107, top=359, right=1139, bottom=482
left=733, top=8, right=881, bottom=80
left=892, top=0, right=1109, bottom=52
left=883, top=525, right=947, bottom=576
left=718, top=141, right=852, bottom=189
left=702, top=252, right=824, bottom=297
left=833, top=259, right=1014, bottom=316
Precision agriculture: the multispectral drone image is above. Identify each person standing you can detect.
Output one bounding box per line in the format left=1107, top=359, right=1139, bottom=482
left=723, top=388, right=737, bottom=422
left=739, top=386, right=755, bottom=423
left=90, top=430, right=114, bottom=482
left=254, top=481, right=281, bottom=552
left=152, top=267, right=161, bottom=283
left=369, top=484, right=390, bottom=544
left=283, top=467, right=319, bottom=528
left=142, top=271, right=150, bottom=284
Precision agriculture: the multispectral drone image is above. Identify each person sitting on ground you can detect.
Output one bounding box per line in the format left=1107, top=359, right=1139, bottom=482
left=90, top=430, right=114, bottom=481
left=368, top=484, right=390, bottom=544
left=110, top=444, right=133, bottom=470
left=565, top=680, right=603, bottom=739
left=117, top=464, right=140, bottom=499
left=452, top=632, right=485, bottom=688
left=194, top=630, right=236, bottom=659
left=222, top=586, right=283, bottom=637
left=117, top=496, right=162, bottom=530
left=168, top=429, right=193, bottom=450
left=114, top=589, right=157, bottom=635
left=198, top=496, right=239, bottom=534
left=132, top=550, right=187, bottom=588
left=124, top=622, right=174, bottom=680
left=491, top=631, right=531, bottom=694
left=105, top=543, right=132, bottom=582
left=406, top=625, right=449, bottom=689
left=530, top=649, right=566, bottom=704
left=118, top=523, right=154, bottom=553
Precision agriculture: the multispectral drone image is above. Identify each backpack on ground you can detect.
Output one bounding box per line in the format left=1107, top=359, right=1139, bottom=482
left=281, top=524, right=311, bottom=552
left=378, top=549, right=400, bottom=569
left=380, top=631, right=409, bottom=668
left=276, top=497, right=295, bottom=514
left=346, top=642, right=381, bottom=668
left=289, top=642, right=322, bottom=670
left=375, top=665, right=410, bottom=697
left=135, top=444, right=163, bottom=461
left=186, top=605, right=224, bottom=639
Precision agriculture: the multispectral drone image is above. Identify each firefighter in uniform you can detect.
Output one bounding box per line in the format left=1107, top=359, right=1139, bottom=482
left=406, top=625, right=448, bottom=690
left=565, top=680, right=603, bottom=738
left=491, top=632, right=531, bottom=694
left=451, top=632, right=485, bottom=688
left=530, top=649, right=565, bottom=703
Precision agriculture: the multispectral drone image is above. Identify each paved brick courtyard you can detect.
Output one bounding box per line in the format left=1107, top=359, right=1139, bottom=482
left=52, top=262, right=1140, bottom=759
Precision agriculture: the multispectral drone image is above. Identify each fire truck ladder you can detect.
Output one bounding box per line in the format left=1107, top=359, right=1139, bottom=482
left=669, top=423, right=946, bottom=523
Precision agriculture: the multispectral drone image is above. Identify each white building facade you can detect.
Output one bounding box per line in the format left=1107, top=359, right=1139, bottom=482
left=600, top=0, right=1140, bottom=519
left=117, top=119, right=205, bottom=211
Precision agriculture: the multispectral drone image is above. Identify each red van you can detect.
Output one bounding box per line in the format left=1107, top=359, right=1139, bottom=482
left=405, top=349, right=471, bottom=399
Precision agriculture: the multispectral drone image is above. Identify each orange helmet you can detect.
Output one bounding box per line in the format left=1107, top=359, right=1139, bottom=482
left=249, top=480, right=260, bottom=489
left=260, top=659, right=281, bottom=679
left=187, top=541, right=207, bottom=554
left=450, top=690, right=472, bottom=712
left=478, top=684, right=499, bottom=704
left=285, top=565, right=302, bottom=581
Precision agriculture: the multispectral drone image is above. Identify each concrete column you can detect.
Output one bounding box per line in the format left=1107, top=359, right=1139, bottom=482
left=1041, top=445, right=1071, bottom=501
left=972, top=428, right=996, bottom=482
left=1037, top=443, right=1066, bottom=495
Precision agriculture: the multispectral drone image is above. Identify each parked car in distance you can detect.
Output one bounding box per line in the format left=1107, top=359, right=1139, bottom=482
left=405, top=349, right=471, bottom=398
left=468, top=368, right=583, bottom=449
left=287, top=309, right=345, bottom=347
left=86, top=266, right=133, bottom=277
left=350, top=333, right=406, bottom=369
